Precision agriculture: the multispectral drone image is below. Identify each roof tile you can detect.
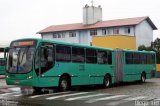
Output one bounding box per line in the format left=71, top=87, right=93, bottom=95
left=38, top=16, right=157, bottom=34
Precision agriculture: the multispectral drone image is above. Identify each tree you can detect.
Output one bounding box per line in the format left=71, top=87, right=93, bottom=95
left=151, top=38, right=160, bottom=51
left=138, top=38, right=160, bottom=63
left=138, top=45, right=152, bottom=51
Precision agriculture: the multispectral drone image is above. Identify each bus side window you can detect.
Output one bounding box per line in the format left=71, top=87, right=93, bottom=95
left=86, top=49, right=97, bottom=64
left=152, top=54, right=156, bottom=64
left=126, top=52, right=133, bottom=64
left=46, top=48, right=54, bottom=67
left=56, top=45, right=71, bottom=62
left=147, top=54, right=151, bottom=64
left=72, top=47, right=85, bottom=63
left=134, top=53, right=140, bottom=64
left=97, top=51, right=108, bottom=64
left=108, top=51, right=112, bottom=64
left=41, top=46, right=54, bottom=73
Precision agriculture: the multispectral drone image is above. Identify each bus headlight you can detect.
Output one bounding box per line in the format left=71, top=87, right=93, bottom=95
left=27, top=76, right=33, bottom=79
left=6, top=75, right=9, bottom=78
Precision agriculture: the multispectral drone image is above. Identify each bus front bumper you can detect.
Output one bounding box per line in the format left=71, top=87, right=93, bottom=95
left=6, top=77, right=60, bottom=87
left=6, top=78, right=34, bottom=86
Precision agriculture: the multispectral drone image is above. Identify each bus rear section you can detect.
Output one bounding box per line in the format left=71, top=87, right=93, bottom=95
left=113, top=49, right=156, bottom=83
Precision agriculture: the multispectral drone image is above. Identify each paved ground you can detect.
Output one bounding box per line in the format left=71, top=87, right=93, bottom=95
left=0, top=78, right=160, bottom=106
left=95, top=78, right=160, bottom=98
left=0, top=78, right=6, bottom=87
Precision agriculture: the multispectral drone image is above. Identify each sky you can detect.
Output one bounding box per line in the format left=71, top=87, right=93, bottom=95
left=0, top=0, right=160, bottom=46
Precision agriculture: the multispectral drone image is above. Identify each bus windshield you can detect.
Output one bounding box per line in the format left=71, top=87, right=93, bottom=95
left=8, top=47, right=35, bottom=74
left=7, top=40, right=37, bottom=74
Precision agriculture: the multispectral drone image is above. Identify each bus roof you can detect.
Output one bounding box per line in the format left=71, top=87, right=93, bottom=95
left=11, top=38, right=155, bottom=53
left=123, top=49, right=155, bottom=54
left=12, top=38, right=114, bottom=51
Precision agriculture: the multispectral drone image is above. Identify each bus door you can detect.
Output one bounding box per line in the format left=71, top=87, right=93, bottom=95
left=35, top=43, right=54, bottom=78
left=72, top=47, right=88, bottom=85
left=114, top=49, right=124, bottom=83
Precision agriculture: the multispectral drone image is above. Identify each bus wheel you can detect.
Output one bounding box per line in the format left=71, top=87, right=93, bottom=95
left=59, top=76, right=70, bottom=92
left=103, top=75, right=111, bottom=88
left=141, top=73, right=146, bottom=83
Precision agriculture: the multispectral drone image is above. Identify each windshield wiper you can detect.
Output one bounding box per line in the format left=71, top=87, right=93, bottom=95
left=17, top=47, right=29, bottom=73
left=20, top=47, right=29, bottom=64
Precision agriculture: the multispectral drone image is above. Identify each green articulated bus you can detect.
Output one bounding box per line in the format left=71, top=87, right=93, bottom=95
left=0, top=47, right=8, bottom=75
left=5, top=38, right=156, bottom=92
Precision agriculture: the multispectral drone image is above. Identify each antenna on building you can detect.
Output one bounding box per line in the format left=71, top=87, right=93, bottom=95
left=91, top=0, right=94, bottom=6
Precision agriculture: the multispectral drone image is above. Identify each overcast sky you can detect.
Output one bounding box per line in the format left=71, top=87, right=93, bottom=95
left=0, top=0, right=160, bottom=45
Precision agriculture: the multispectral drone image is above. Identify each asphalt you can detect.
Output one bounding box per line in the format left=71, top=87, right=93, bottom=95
left=0, top=78, right=160, bottom=106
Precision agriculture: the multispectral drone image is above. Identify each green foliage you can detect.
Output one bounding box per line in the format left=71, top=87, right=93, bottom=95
left=138, top=38, right=160, bottom=64
left=151, top=38, right=160, bottom=51
left=138, top=45, right=152, bottom=51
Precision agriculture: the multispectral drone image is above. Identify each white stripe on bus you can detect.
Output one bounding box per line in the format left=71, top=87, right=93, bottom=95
left=46, top=92, right=90, bottom=100
left=29, top=91, right=72, bottom=98
left=86, top=95, right=128, bottom=103
left=65, top=93, right=106, bottom=101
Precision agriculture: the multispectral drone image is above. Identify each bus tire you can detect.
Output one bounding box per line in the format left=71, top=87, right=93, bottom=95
left=141, top=72, right=146, bottom=83
left=59, top=76, right=70, bottom=92
left=103, top=75, right=111, bottom=88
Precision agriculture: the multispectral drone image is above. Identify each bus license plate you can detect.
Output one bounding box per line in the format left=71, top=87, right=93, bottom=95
left=15, top=80, right=20, bottom=84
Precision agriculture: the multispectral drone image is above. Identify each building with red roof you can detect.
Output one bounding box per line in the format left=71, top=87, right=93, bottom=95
left=38, top=5, right=157, bottom=49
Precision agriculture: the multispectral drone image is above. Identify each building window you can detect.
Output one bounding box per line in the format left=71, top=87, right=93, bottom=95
left=53, top=33, right=65, bottom=38
left=53, top=34, right=57, bottom=38
left=90, top=30, right=97, bottom=36
left=113, top=28, right=119, bottom=34
left=102, top=29, right=107, bottom=35
left=69, top=32, right=76, bottom=37
left=108, top=29, right=112, bottom=35
left=62, top=33, right=65, bottom=38
left=58, top=34, right=61, bottom=38
left=125, top=27, right=131, bottom=34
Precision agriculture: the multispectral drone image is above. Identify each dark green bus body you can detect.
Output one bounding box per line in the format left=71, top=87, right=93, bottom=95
left=5, top=38, right=156, bottom=88
left=0, top=58, right=6, bottom=75
left=0, top=47, right=8, bottom=75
